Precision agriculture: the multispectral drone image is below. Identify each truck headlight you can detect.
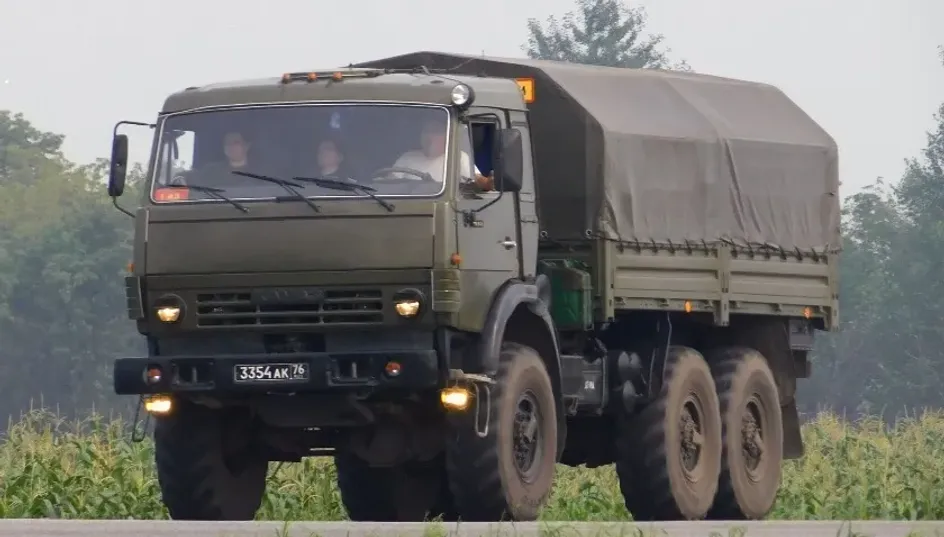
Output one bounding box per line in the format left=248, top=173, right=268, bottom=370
left=450, top=83, right=474, bottom=108
left=154, top=295, right=185, bottom=323
left=393, top=288, right=425, bottom=318
left=395, top=299, right=421, bottom=318
left=156, top=306, right=181, bottom=323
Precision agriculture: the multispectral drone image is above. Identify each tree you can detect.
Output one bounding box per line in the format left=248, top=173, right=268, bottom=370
left=0, top=111, right=69, bottom=186
left=798, top=46, right=944, bottom=419
left=0, top=110, right=145, bottom=426
left=523, top=0, right=690, bottom=71
left=797, top=180, right=912, bottom=417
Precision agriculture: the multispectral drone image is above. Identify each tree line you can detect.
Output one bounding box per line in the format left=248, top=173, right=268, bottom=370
left=0, top=0, right=941, bottom=426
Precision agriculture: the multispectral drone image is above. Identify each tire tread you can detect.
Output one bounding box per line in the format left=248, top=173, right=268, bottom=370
left=615, top=345, right=722, bottom=521
left=445, top=342, right=555, bottom=521
left=154, top=405, right=267, bottom=521
left=707, top=346, right=782, bottom=520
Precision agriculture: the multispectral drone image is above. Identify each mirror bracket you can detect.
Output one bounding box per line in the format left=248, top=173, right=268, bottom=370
left=112, top=197, right=134, bottom=218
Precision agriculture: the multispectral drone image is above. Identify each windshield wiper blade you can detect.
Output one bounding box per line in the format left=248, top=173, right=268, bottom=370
left=231, top=170, right=320, bottom=213
left=292, top=176, right=395, bottom=212
left=163, top=184, right=248, bottom=213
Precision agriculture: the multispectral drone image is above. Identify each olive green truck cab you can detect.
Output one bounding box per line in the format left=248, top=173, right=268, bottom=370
left=107, top=51, right=839, bottom=522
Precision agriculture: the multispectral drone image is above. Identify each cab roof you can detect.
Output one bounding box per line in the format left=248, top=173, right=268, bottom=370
left=160, top=68, right=527, bottom=114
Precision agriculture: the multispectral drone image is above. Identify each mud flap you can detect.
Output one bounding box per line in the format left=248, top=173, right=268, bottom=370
left=781, top=401, right=804, bottom=460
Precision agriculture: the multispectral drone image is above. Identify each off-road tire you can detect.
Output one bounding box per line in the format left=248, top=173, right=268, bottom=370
left=707, top=347, right=783, bottom=520
left=335, top=451, right=458, bottom=521
left=615, top=345, right=723, bottom=521
left=334, top=451, right=397, bottom=521
left=153, top=401, right=269, bottom=520
left=445, top=342, right=558, bottom=521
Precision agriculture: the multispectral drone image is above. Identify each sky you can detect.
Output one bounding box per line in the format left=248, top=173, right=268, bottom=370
left=1, top=0, right=941, bottom=196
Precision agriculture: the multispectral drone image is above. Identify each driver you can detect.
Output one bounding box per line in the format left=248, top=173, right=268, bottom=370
left=170, top=130, right=253, bottom=189
left=175, top=130, right=257, bottom=189
left=205, top=131, right=255, bottom=186
left=390, top=119, right=489, bottom=187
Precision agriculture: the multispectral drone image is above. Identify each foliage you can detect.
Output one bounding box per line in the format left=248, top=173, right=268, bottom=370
left=523, top=0, right=690, bottom=71
left=2, top=410, right=944, bottom=520
left=0, top=110, right=145, bottom=426
left=796, top=52, right=944, bottom=419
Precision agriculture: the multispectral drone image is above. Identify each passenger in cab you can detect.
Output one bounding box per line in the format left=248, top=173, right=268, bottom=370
left=315, top=138, right=355, bottom=182
left=390, top=119, right=486, bottom=185
left=222, top=130, right=251, bottom=171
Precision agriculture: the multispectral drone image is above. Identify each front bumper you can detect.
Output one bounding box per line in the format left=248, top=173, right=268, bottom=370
left=113, top=350, right=440, bottom=395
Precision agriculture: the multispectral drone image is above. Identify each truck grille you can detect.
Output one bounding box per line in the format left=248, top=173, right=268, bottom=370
left=195, top=289, right=384, bottom=327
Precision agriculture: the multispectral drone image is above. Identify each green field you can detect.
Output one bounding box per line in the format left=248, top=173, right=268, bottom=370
left=1, top=409, right=943, bottom=521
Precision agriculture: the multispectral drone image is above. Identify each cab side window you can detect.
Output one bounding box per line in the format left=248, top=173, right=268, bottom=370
left=471, top=121, right=497, bottom=177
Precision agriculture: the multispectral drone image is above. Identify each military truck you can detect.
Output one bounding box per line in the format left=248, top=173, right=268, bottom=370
left=106, top=51, right=839, bottom=523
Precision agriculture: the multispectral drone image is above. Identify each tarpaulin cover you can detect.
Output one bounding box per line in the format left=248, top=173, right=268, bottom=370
left=355, top=52, right=840, bottom=251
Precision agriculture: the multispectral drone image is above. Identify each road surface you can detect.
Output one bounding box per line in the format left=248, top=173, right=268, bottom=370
left=0, top=520, right=941, bottom=537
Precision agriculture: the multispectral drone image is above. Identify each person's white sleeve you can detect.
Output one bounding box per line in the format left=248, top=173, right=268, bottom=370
left=460, top=151, right=481, bottom=178
left=391, top=153, right=412, bottom=179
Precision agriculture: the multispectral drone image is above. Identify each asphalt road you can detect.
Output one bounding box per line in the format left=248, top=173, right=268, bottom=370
left=0, top=520, right=942, bottom=537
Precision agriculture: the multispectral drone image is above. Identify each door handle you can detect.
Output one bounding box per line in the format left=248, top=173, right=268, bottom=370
left=500, top=238, right=517, bottom=250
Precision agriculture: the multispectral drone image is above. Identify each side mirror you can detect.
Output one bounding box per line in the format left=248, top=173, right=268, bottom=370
left=494, top=128, right=523, bottom=193
left=108, top=134, right=129, bottom=198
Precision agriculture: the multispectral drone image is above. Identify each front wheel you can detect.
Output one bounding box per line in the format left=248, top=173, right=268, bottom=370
left=444, top=342, right=558, bottom=521
left=153, top=400, right=269, bottom=520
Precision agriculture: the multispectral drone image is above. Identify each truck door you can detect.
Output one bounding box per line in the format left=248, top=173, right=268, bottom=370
left=508, top=111, right=538, bottom=280
left=454, top=116, right=520, bottom=277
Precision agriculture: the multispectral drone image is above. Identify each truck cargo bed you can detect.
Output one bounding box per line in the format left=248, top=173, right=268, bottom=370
left=540, top=240, right=838, bottom=330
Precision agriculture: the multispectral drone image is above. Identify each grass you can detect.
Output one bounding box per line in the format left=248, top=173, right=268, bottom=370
left=2, top=409, right=944, bottom=520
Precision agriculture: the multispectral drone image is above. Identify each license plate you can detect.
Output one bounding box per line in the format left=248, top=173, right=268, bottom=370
left=233, top=363, right=310, bottom=383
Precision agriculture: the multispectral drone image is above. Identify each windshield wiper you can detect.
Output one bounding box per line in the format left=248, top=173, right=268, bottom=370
left=231, top=170, right=320, bottom=213
left=292, top=176, right=395, bottom=212
left=162, top=184, right=248, bottom=213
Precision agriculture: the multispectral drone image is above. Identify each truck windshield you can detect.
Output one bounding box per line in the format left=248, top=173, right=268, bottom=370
left=149, top=103, right=455, bottom=203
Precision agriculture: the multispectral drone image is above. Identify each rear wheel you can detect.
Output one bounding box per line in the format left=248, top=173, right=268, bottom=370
left=707, top=347, right=783, bottom=520
left=335, top=451, right=458, bottom=521
left=153, top=400, right=269, bottom=520
left=444, top=342, right=558, bottom=521
left=615, top=346, right=723, bottom=521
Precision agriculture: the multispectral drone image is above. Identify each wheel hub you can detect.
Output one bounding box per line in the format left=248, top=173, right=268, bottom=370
left=513, top=390, right=543, bottom=482
left=678, top=394, right=705, bottom=482
left=742, top=395, right=766, bottom=481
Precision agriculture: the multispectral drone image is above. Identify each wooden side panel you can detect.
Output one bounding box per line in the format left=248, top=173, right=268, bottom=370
left=729, top=256, right=830, bottom=302
left=607, top=242, right=836, bottom=327
left=612, top=248, right=721, bottom=300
